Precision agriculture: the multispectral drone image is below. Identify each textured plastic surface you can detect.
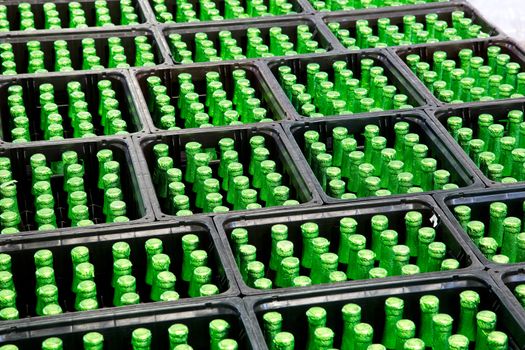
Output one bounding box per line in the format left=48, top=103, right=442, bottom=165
left=215, top=195, right=481, bottom=296
left=134, top=124, right=321, bottom=220
left=245, top=272, right=525, bottom=350
left=0, top=137, right=153, bottom=239
left=282, top=110, right=482, bottom=203
left=436, top=186, right=525, bottom=267
left=0, top=298, right=258, bottom=349
left=431, top=99, right=525, bottom=188
left=0, top=70, right=148, bottom=142
left=0, top=219, right=237, bottom=323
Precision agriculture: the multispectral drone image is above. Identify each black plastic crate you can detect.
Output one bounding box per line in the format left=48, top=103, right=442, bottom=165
left=148, top=0, right=303, bottom=24
left=490, top=266, right=525, bottom=327
left=133, top=63, right=289, bottom=132
left=163, top=17, right=335, bottom=64
left=307, top=0, right=450, bottom=13
left=0, top=29, right=164, bottom=75
left=433, top=101, right=525, bottom=187
left=134, top=124, right=321, bottom=220
left=395, top=38, right=525, bottom=105
left=0, top=219, right=237, bottom=323
left=322, top=3, right=499, bottom=50
left=0, top=298, right=258, bottom=349
left=265, top=51, right=429, bottom=120
left=282, top=110, right=481, bottom=203
left=432, top=99, right=525, bottom=187
left=214, top=195, right=480, bottom=296
left=245, top=273, right=525, bottom=350
left=0, top=70, right=146, bottom=142
left=437, top=187, right=525, bottom=267
left=0, top=137, right=152, bottom=238
left=0, top=0, right=147, bottom=33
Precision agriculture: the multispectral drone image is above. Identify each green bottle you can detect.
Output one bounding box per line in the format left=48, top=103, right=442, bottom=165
left=83, top=332, right=104, bottom=350
left=301, top=222, right=319, bottom=269
left=475, top=311, right=497, bottom=350
left=448, top=334, right=469, bottom=350
left=210, top=319, right=230, bottom=350
left=273, top=332, right=295, bottom=350
left=501, top=217, right=521, bottom=262
left=341, top=303, right=361, bottom=350
left=432, top=314, right=454, bottom=350
left=263, top=311, right=283, bottom=345
left=306, top=307, right=326, bottom=350
left=71, top=246, right=90, bottom=292
left=145, top=238, right=163, bottom=285
left=458, top=290, right=480, bottom=341
left=371, top=215, right=388, bottom=259
left=382, top=297, right=404, bottom=348
left=489, top=202, right=507, bottom=246
left=394, top=319, right=416, bottom=350
left=132, top=328, right=152, bottom=350
left=405, top=211, right=422, bottom=257
left=338, top=217, right=357, bottom=264
left=486, top=331, right=508, bottom=350
left=419, top=295, right=439, bottom=346
left=353, top=323, right=374, bottom=350
left=403, top=338, right=425, bottom=350
left=42, top=337, right=63, bottom=350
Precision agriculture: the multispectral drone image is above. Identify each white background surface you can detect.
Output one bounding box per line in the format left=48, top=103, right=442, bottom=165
left=468, top=0, right=525, bottom=45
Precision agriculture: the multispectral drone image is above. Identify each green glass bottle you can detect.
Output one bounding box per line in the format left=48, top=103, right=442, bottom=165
left=132, top=328, right=152, bottom=350
left=395, top=319, right=416, bottom=350
left=448, top=334, right=469, bottom=350
left=458, top=290, right=480, bottom=341
left=306, top=307, right=327, bottom=350
left=432, top=314, right=454, bottom=350
left=83, top=332, right=104, bottom=350
left=301, top=222, right=319, bottom=269
left=210, top=319, right=230, bottom=350
left=341, top=303, right=361, bottom=350
left=382, top=297, right=404, bottom=348
left=145, top=238, right=163, bottom=285
left=353, top=323, right=374, bottom=350
left=475, top=311, right=497, bottom=350
left=419, top=295, right=439, bottom=347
